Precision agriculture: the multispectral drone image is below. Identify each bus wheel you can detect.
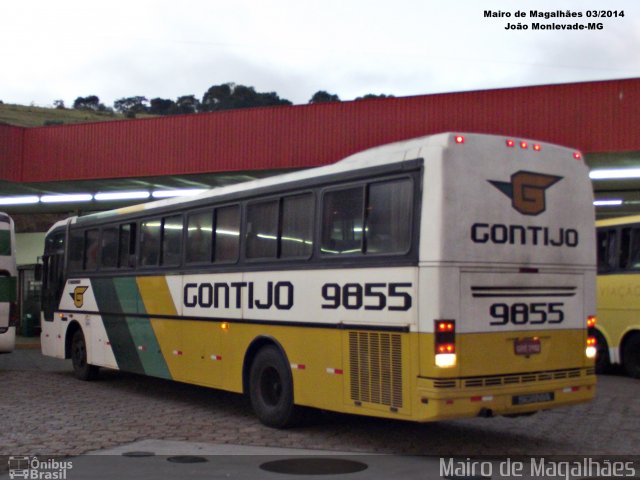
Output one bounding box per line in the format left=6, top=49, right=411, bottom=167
left=594, top=330, right=611, bottom=375
left=249, top=345, right=300, bottom=428
left=622, top=334, right=640, bottom=378
left=71, top=329, right=99, bottom=381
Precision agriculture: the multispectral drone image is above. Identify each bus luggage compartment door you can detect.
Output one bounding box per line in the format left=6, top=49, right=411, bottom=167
left=458, top=271, right=585, bottom=377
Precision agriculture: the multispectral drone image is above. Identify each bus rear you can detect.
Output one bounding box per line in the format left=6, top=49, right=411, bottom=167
left=416, top=133, right=596, bottom=419
left=0, top=212, right=17, bottom=353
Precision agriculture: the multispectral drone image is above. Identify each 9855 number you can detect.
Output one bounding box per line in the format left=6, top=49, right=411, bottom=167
left=321, top=282, right=412, bottom=311
left=489, top=302, right=564, bottom=326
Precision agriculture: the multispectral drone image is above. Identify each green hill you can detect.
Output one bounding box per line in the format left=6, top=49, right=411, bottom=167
left=0, top=103, right=152, bottom=127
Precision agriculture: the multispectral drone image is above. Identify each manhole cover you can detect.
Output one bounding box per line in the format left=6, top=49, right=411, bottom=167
left=167, top=455, right=208, bottom=464
left=259, top=458, right=368, bottom=475
left=121, top=451, right=156, bottom=457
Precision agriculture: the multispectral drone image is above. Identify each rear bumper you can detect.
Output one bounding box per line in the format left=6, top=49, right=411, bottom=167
left=415, top=367, right=596, bottom=421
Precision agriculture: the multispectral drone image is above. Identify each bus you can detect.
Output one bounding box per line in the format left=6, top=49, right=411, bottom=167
left=40, top=133, right=597, bottom=427
left=595, top=216, right=640, bottom=377
left=0, top=212, right=18, bottom=353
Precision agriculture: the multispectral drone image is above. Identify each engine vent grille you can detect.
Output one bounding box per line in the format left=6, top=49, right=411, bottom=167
left=348, top=332, right=403, bottom=408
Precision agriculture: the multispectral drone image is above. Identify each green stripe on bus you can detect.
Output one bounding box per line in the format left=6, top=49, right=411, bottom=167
left=112, top=277, right=171, bottom=379
left=0, top=276, right=16, bottom=302
left=91, top=278, right=145, bottom=375
left=0, top=231, right=11, bottom=256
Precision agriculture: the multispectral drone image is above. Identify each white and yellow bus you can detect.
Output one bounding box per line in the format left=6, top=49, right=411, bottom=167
left=40, top=133, right=597, bottom=427
left=595, top=216, right=640, bottom=377
left=0, top=212, right=17, bottom=353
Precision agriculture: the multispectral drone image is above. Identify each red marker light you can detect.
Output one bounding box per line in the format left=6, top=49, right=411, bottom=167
left=455, top=135, right=465, bottom=144
left=438, top=321, right=455, bottom=332
left=506, top=139, right=515, bottom=147
left=533, top=144, right=541, bottom=151
left=437, top=343, right=455, bottom=354
left=573, top=151, right=582, bottom=160
left=520, top=141, right=528, bottom=149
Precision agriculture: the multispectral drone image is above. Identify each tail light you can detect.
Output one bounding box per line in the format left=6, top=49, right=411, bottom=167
left=586, top=316, right=597, bottom=359
left=435, top=320, right=456, bottom=368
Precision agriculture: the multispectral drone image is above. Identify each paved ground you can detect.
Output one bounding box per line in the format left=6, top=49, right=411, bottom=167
left=1, top=338, right=639, bottom=477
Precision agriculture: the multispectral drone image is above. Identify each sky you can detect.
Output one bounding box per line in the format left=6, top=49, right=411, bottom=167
left=1, top=0, right=639, bottom=108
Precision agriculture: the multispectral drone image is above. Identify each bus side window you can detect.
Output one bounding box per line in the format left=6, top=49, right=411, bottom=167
left=629, top=227, right=640, bottom=270
left=321, top=187, right=364, bottom=255
left=215, top=205, right=240, bottom=263
left=281, top=194, right=314, bottom=258
left=100, top=227, right=119, bottom=269
left=118, top=223, right=136, bottom=268
left=140, top=219, right=161, bottom=267
left=597, top=229, right=618, bottom=273
left=162, top=215, right=184, bottom=266
left=186, top=210, right=213, bottom=264
left=84, top=229, right=100, bottom=271
left=246, top=200, right=279, bottom=259
left=619, top=228, right=632, bottom=269
left=68, top=230, right=83, bottom=271
left=366, top=178, right=413, bottom=254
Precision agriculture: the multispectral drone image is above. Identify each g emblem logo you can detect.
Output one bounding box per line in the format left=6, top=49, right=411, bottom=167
left=71, top=286, right=89, bottom=308
left=489, top=171, right=562, bottom=216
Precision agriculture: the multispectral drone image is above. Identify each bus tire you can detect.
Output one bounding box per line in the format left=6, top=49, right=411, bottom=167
left=249, top=345, right=300, bottom=428
left=594, top=330, right=611, bottom=375
left=622, top=334, right=640, bottom=378
left=71, top=329, right=99, bottom=381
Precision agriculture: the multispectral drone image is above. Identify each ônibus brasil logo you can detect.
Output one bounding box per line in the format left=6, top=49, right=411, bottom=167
left=489, top=170, right=563, bottom=216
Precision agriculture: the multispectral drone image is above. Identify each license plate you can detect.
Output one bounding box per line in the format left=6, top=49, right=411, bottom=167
left=514, top=337, right=541, bottom=356
left=512, top=392, right=554, bottom=406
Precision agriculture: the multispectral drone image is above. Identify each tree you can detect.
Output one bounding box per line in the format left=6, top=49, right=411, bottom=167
left=354, top=93, right=394, bottom=101
left=174, top=95, right=200, bottom=114
left=200, top=83, right=291, bottom=112
left=309, top=91, right=340, bottom=103
left=200, top=83, right=232, bottom=112
left=73, top=95, right=105, bottom=111
left=113, top=96, right=149, bottom=118
left=149, top=97, right=176, bottom=115
left=53, top=99, right=65, bottom=109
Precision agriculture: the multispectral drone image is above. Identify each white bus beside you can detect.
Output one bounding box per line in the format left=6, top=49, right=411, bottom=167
left=0, top=212, right=18, bottom=353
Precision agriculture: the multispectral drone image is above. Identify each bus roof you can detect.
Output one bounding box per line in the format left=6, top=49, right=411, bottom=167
left=596, top=215, right=640, bottom=227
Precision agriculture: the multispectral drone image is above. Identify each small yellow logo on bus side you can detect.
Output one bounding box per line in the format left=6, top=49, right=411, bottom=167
left=489, top=171, right=562, bottom=216
left=71, top=286, right=89, bottom=308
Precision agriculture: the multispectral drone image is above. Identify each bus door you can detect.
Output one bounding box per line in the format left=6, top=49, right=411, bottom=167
left=41, top=228, right=66, bottom=357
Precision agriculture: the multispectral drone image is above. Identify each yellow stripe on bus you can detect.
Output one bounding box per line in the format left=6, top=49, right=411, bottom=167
left=136, top=276, right=183, bottom=379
